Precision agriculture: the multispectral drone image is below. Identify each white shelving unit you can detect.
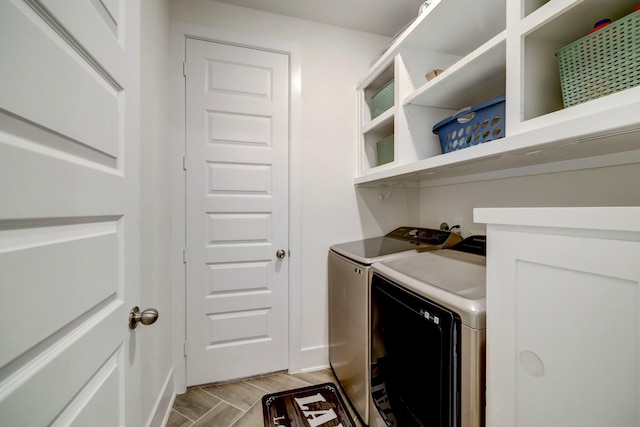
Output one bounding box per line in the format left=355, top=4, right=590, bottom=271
left=357, top=0, right=506, bottom=175
left=356, top=0, right=640, bottom=187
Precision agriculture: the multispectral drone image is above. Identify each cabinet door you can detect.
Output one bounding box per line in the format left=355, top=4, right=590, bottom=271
left=486, top=228, right=640, bottom=427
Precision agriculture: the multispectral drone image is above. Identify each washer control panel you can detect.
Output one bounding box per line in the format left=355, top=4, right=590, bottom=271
left=386, top=226, right=457, bottom=246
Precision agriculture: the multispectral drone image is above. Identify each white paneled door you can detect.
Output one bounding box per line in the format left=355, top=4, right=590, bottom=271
left=0, top=0, right=141, bottom=426
left=185, top=39, right=290, bottom=385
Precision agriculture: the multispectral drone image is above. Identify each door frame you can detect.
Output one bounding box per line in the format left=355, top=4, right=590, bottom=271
left=170, top=22, right=302, bottom=392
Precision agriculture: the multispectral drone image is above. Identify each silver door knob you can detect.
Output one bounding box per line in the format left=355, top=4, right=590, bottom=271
left=276, top=249, right=287, bottom=259
left=129, top=306, right=159, bottom=329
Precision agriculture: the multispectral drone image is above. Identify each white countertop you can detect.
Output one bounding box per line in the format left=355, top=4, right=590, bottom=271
left=475, top=206, right=640, bottom=232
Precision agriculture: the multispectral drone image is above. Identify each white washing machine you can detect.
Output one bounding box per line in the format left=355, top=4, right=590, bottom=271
left=369, top=236, right=487, bottom=427
left=328, top=227, right=462, bottom=424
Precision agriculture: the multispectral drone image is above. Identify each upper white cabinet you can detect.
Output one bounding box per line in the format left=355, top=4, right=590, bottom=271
left=357, top=0, right=640, bottom=187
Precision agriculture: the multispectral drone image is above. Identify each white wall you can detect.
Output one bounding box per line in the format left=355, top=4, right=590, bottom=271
left=419, top=163, right=640, bottom=235
left=140, top=0, right=174, bottom=425
left=170, top=0, right=418, bottom=371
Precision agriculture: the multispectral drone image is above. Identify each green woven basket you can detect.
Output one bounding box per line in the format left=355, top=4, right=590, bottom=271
left=376, top=135, right=394, bottom=166
left=371, top=80, right=394, bottom=119
left=556, top=9, right=640, bottom=108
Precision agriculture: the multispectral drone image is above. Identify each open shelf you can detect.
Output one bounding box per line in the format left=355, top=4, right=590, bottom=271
left=404, top=31, right=506, bottom=110
left=365, top=0, right=505, bottom=76
left=522, top=0, right=637, bottom=42
left=521, top=0, right=640, bottom=121
left=401, top=0, right=504, bottom=55
left=524, top=0, right=552, bottom=18
left=363, top=108, right=393, bottom=134
left=356, top=131, right=640, bottom=187
left=361, top=63, right=394, bottom=127
left=356, top=96, right=640, bottom=187
left=361, top=116, right=395, bottom=172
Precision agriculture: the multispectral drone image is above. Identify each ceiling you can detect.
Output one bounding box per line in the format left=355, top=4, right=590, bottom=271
left=212, top=0, right=426, bottom=37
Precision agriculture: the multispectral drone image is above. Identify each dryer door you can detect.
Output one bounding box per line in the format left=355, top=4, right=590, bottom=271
left=371, top=273, right=461, bottom=427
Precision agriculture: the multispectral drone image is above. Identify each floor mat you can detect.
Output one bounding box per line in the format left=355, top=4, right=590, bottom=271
left=262, top=382, right=356, bottom=427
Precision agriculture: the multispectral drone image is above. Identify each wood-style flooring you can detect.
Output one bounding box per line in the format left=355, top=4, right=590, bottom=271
left=167, top=368, right=366, bottom=427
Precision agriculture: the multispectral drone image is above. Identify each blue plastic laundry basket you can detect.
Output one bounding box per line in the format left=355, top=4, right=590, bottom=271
left=432, top=95, right=505, bottom=154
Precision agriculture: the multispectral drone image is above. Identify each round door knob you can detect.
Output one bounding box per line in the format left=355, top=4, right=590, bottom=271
left=276, top=249, right=287, bottom=259
left=129, top=306, right=159, bottom=329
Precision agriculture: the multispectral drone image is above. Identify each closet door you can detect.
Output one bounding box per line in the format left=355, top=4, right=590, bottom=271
left=184, top=38, right=290, bottom=384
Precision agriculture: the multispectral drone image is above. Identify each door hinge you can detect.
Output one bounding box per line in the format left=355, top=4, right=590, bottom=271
left=183, top=342, right=187, bottom=357
left=182, top=156, right=187, bottom=171
left=183, top=249, right=187, bottom=264
left=183, top=61, right=187, bottom=77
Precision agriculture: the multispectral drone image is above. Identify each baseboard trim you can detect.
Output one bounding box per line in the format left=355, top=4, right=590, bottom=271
left=145, top=368, right=175, bottom=427
left=289, top=345, right=329, bottom=373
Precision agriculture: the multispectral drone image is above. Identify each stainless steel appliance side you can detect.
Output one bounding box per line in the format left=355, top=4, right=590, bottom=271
left=328, top=250, right=369, bottom=423
left=461, top=325, right=486, bottom=427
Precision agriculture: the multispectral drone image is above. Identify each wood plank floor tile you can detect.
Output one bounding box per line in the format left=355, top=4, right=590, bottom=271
left=245, top=373, right=311, bottom=394
left=291, top=368, right=335, bottom=385
left=166, top=410, right=194, bottom=427
left=172, top=388, right=221, bottom=421
left=192, top=402, right=243, bottom=427
left=202, top=381, right=265, bottom=411
left=230, top=402, right=263, bottom=427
